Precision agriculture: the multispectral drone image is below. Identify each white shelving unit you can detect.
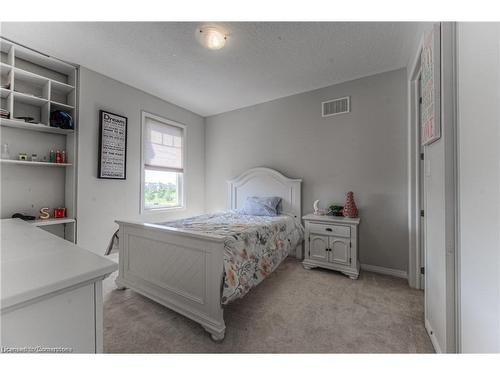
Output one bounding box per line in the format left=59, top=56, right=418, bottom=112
left=0, top=37, right=78, bottom=243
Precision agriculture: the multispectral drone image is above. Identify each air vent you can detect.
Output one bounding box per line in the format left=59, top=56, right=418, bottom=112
left=322, top=96, right=350, bottom=117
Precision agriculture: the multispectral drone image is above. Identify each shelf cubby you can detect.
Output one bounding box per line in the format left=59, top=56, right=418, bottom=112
left=1, top=62, right=12, bottom=91
left=12, top=92, right=49, bottom=126
left=51, top=100, right=74, bottom=111
left=51, top=79, right=74, bottom=94
left=13, top=91, right=49, bottom=107
left=0, top=39, right=14, bottom=66
left=0, top=50, right=8, bottom=65
left=50, top=77, right=76, bottom=115
left=0, top=87, right=11, bottom=99
left=14, top=67, right=50, bottom=89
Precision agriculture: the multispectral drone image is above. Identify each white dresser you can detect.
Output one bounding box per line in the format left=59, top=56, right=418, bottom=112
left=1, top=219, right=117, bottom=353
left=302, top=214, right=360, bottom=279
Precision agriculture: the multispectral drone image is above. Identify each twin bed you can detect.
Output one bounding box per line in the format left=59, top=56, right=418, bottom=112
left=115, top=167, right=303, bottom=340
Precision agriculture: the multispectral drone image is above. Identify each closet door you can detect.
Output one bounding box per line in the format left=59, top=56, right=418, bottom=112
left=329, top=237, right=350, bottom=265
left=309, top=234, right=329, bottom=262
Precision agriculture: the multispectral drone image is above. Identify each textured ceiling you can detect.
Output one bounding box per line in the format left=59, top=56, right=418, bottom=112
left=2, top=22, right=426, bottom=116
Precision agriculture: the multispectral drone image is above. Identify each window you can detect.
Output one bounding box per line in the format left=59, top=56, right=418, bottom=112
left=141, top=112, right=185, bottom=211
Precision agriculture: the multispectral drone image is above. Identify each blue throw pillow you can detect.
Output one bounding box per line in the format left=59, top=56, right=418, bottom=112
left=241, top=196, right=282, bottom=216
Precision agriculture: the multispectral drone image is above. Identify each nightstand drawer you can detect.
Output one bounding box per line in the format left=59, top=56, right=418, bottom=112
left=308, top=222, right=350, bottom=238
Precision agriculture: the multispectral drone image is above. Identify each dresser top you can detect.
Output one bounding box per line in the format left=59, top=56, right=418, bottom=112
left=1, top=219, right=117, bottom=310
left=303, top=213, right=360, bottom=225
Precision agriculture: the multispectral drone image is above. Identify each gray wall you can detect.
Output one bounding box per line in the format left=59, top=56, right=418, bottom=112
left=205, top=68, right=409, bottom=271
left=77, top=68, right=205, bottom=254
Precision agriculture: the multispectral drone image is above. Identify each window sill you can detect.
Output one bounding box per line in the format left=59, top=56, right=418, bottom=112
left=141, top=206, right=186, bottom=214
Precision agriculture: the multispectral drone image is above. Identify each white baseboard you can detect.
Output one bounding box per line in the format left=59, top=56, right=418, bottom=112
left=360, top=263, right=408, bottom=279
left=425, top=318, right=441, bottom=353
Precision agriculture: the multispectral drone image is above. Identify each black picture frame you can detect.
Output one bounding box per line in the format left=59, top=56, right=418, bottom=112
left=98, top=110, right=128, bottom=180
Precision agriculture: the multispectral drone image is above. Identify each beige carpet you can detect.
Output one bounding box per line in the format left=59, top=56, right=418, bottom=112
left=103, top=257, right=434, bottom=353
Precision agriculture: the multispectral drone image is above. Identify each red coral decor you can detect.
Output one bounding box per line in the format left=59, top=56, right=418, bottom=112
left=342, top=191, right=358, bottom=218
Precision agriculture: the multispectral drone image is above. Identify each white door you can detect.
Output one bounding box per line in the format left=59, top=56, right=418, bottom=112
left=420, top=22, right=457, bottom=352
left=329, top=237, right=350, bottom=265
left=309, top=234, right=329, bottom=262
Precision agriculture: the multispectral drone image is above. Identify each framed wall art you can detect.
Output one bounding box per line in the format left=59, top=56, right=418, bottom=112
left=98, top=110, right=128, bottom=179
left=421, top=24, right=441, bottom=146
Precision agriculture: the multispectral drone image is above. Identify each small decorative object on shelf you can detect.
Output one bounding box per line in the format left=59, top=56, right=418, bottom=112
left=49, top=149, right=55, bottom=163
left=1, top=143, right=10, bottom=159
left=14, top=116, right=36, bottom=124
left=329, top=204, right=344, bottom=216
left=31, top=153, right=38, bottom=162
left=12, top=213, right=36, bottom=221
left=18, top=152, right=28, bottom=161
left=54, top=207, right=66, bottom=218
left=50, top=110, right=74, bottom=130
left=61, top=150, right=67, bottom=164
left=56, top=150, right=62, bottom=163
left=313, top=200, right=327, bottom=215
left=39, top=207, right=50, bottom=220
left=0, top=108, right=9, bottom=119
left=342, top=191, right=359, bottom=218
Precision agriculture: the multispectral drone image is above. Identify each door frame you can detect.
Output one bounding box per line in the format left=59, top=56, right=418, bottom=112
left=407, top=37, right=424, bottom=291
left=441, top=22, right=460, bottom=354
left=417, top=75, right=425, bottom=289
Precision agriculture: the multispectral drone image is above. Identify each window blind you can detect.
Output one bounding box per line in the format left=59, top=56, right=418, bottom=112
left=144, top=117, right=183, bottom=173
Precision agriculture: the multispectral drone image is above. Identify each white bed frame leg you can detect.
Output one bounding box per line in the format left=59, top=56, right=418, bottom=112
left=115, top=277, right=127, bottom=290
left=201, top=299, right=226, bottom=341
left=203, top=324, right=226, bottom=341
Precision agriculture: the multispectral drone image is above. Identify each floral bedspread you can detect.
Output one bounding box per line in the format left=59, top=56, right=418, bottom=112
left=160, top=211, right=304, bottom=304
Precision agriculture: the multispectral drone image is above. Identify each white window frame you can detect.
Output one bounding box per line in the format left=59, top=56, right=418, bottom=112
left=140, top=111, right=187, bottom=213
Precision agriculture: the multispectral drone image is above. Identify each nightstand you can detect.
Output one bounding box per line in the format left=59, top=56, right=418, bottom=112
left=302, top=214, right=360, bottom=279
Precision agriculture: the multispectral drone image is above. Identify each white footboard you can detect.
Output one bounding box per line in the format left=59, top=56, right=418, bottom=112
left=115, top=221, right=226, bottom=340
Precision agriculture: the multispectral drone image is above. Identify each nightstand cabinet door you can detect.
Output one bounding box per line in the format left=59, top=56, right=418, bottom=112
left=329, top=237, right=350, bottom=265
left=309, top=234, right=329, bottom=262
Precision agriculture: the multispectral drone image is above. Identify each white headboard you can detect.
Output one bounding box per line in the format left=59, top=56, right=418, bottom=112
left=227, top=167, right=302, bottom=219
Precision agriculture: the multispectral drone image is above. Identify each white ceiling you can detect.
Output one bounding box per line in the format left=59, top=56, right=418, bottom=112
left=2, top=22, right=427, bottom=116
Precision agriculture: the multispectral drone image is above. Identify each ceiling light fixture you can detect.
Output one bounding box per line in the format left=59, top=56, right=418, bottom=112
left=197, top=26, right=227, bottom=50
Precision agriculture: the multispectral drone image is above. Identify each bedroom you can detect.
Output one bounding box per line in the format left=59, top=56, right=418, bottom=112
left=1, top=1, right=499, bottom=371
